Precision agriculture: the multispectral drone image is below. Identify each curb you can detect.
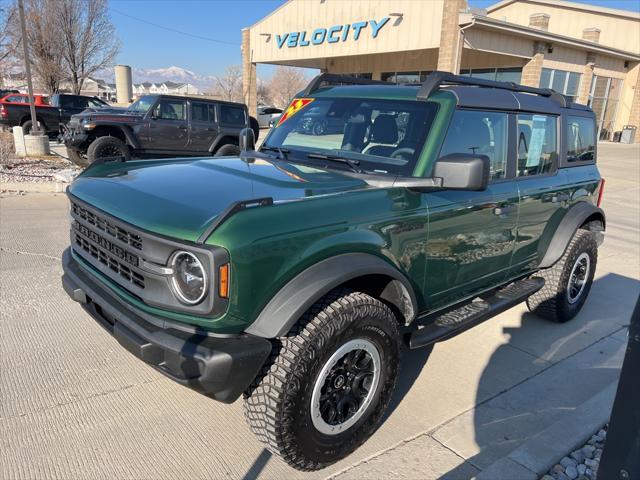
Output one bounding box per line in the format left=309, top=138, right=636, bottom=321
left=476, top=382, right=617, bottom=480
left=1, top=181, right=69, bottom=193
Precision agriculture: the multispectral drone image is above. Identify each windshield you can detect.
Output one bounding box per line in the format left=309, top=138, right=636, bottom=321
left=262, top=97, right=438, bottom=176
left=128, top=96, right=157, bottom=113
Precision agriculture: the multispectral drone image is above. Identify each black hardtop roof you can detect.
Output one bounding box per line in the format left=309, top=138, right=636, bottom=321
left=303, top=72, right=593, bottom=116
left=139, top=93, right=247, bottom=108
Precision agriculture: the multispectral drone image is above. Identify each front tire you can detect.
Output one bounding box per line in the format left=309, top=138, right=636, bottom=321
left=22, top=120, right=44, bottom=135
left=243, top=289, right=400, bottom=471
left=86, top=136, right=131, bottom=164
left=527, top=229, right=598, bottom=322
left=66, top=147, right=89, bottom=167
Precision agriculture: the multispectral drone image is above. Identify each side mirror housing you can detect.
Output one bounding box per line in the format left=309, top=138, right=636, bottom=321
left=239, top=127, right=256, bottom=151
left=434, top=154, right=490, bottom=191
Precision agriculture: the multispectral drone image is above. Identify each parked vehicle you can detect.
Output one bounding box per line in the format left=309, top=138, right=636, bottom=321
left=0, top=89, right=19, bottom=98
left=257, top=105, right=282, bottom=127
left=61, top=72, right=605, bottom=471
left=62, top=94, right=260, bottom=166
left=0, top=93, right=109, bottom=135
left=0, top=93, right=49, bottom=106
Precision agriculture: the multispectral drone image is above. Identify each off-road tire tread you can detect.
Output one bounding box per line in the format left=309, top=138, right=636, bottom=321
left=214, top=143, right=241, bottom=156
left=243, top=289, right=400, bottom=471
left=66, top=147, right=89, bottom=167
left=526, top=229, right=597, bottom=322
left=86, top=136, right=130, bottom=164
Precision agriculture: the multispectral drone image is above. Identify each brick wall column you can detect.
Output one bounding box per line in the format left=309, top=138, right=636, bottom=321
left=436, top=0, right=467, bottom=73
left=576, top=53, right=597, bottom=105
left=520, top=42, right=546, bottom=87
left=241, top=28, right=257, bottom=118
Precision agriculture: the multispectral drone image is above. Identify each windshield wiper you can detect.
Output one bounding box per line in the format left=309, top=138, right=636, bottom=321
left=260, top=146, right=289, bottom=160
left=307, top=152, right=362, bottom=173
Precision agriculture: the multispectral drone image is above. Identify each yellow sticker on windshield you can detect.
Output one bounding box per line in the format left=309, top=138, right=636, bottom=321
left=277, top=98, right=314, bottom=126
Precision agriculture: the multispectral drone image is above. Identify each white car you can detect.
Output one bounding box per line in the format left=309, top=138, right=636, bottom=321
left=257, top=106, right=283, bottom=128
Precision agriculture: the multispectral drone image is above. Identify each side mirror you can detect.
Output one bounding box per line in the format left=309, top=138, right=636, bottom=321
left=239, top=127, right=255, bottom=151
left=434, top=154, right=490, bottom=191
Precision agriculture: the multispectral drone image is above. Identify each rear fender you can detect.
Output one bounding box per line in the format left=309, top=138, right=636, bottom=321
left=539, top=201, right=605, bottom=268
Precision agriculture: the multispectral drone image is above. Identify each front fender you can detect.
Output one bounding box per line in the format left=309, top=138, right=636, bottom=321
left=244, top=253, right=418, bottom=338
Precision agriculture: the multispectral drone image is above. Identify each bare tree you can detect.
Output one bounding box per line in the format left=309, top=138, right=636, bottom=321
left=267, top=66, right=308, bottom=108
left=209, top=65, right=243, bottom=102
left=57, top=0, right=119, bottom=94
left=256, top=78, right=271, bottom=106
left=0, top=6, right=18, bottom=66
left=5, top=0, right=66, bottom=94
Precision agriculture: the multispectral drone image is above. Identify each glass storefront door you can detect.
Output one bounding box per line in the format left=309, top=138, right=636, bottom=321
left=588, top=75, right=622, bottom=141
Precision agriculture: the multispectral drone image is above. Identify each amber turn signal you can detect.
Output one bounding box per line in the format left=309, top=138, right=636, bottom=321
left=218, top=263, right=229, bottom=298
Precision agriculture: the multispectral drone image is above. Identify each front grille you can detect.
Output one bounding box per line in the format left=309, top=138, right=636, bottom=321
left=74, top=228, right=145, bottom=289
left=71, top=202, right=142, bottom=250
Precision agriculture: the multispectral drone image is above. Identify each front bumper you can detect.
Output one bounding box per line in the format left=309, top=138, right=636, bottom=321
left=61, top=248, right=272, bottom=403
left=61, top=128, right=89, bottom=148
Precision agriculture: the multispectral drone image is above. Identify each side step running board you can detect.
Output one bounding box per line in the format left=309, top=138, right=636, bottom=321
left=409, top=277, right=545, bottom=349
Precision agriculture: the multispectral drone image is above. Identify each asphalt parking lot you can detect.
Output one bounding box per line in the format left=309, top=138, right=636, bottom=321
left=1, top=142, right=638, bottom=479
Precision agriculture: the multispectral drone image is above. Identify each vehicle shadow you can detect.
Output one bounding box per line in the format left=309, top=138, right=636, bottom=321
left=439, top=273, right=638, bottom=479
left=240, top=449, right=272, bottom=480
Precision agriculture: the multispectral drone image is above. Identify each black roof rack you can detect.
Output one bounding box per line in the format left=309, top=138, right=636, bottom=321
left=301, top=73, right=389, bottom=97
left=417, top=71, right=567, bottom=107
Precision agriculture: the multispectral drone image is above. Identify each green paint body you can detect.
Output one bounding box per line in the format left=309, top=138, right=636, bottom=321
left=68, top=86, right=601, bottom=334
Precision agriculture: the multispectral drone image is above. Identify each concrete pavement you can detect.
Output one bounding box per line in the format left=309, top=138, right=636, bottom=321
left=1, top=142, right=638, bottom=479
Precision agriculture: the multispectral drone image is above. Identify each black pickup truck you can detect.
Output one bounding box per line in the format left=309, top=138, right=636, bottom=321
left=62, top=94, right=259, bottom=166
left=0, top=94, right=109, bottom=135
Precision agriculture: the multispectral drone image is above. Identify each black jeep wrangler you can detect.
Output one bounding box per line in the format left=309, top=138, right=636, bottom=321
left=62, top=94, right=259, bottom=166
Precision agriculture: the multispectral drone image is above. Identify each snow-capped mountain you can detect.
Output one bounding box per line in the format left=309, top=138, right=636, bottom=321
left=95, top=66, right=214, bottom=91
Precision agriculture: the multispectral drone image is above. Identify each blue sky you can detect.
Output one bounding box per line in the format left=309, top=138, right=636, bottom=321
left=106, top=0, right=640, bottom=77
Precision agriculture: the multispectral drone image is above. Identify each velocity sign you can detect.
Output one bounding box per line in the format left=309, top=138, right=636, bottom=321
left=276, top=17, right=390, bottom=48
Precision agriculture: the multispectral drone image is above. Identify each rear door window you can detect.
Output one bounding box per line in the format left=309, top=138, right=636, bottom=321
left=192, top=102, right=216, bottom=123
left=439, top=110, right=509, bottom=181
left=220, top=105, right=246, bottom=126
left=567, top=116, right=596, bottom=162
left=516, top=114, right=557, bottom=176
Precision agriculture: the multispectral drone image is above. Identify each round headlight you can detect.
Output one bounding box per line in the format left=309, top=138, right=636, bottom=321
left=170, top=251, right=207, bottom=305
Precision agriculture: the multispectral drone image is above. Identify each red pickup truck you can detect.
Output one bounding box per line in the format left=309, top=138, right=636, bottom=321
left=0, top=93, right=109, bottom=135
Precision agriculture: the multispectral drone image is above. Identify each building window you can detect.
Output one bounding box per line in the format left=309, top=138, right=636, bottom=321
left=588, top=75, right=622, bottom=141
left=381, top=71, right=431, bottom=84
left=343, top=73, right=373, bottom=80
left=539, top=68, right=581, bottom=102
left=459, top=67, right=522, bottom=84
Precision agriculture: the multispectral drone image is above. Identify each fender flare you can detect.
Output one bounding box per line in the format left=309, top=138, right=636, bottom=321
left=91, top=123, right=140, bottom=149
left=244, top=253, right=419, bottom=338
left=539, top=202, right=605, bottom=268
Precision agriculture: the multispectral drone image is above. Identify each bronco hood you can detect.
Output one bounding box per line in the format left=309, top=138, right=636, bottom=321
left=68, top=156, right=371, bottom=242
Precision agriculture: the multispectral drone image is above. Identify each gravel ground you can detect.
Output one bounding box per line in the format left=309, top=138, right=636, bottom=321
left=0, top=132, right=80, bottom=185
left=541, top=426, right=607, bottom=480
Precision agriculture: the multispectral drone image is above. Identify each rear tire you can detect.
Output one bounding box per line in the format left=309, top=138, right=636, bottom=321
left=22, top=120, right=44, bottom=135
left=214, top=143, right=240, bottom=156
left=243, top=289, right=400, bottom=471
left=66, top=147, right=89, bottom=167
left=86, top=136, right=130, bottom=164
left=526, top=229, right=597, bottom=322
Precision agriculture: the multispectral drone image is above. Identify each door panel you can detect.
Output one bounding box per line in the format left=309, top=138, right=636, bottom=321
left=189, top=102, right=218, bottom=152
left=425, top=184, right=518, bottom=309
left=509, top=113, right=565, bottom=277
left=148, top=98, right=188, bottom=151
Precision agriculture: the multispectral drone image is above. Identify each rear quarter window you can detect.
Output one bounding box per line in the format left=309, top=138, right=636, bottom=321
left=567, top=116, right=596, bottom=162
left=220, top=105, right=246, bottom=126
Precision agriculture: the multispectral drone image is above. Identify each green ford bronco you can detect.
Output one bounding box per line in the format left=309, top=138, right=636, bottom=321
left=61, top=72, right=605, bottom=470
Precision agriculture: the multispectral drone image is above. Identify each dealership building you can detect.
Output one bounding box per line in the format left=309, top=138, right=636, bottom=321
left=242, top=0, right=640, bottom=140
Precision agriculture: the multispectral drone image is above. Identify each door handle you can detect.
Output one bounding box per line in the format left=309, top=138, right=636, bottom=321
left=494, top=204, right=516, bottom=216
left=552, top=193, right=570, bottom=203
